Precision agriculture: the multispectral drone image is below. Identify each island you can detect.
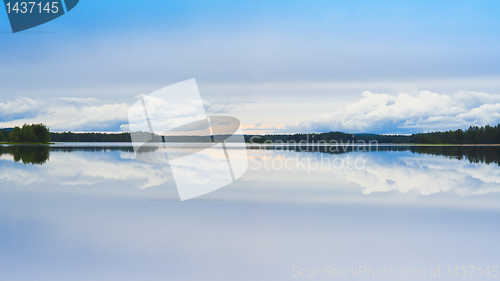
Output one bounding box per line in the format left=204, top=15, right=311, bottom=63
left=0, top=124, right=51, bottom=144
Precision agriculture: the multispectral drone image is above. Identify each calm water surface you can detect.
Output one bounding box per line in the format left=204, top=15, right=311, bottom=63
left=1, top=144, right=500, bottom=280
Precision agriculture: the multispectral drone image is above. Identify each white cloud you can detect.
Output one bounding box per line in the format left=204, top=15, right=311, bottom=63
left=240, top=150, right=500, bottom=207
left=280, top=90, right=500, bottom=134
left=203, top=99, right=237, bottom=114
left=0, top=150, right=171, bottom=189
left=0, top=97, right=129, bottom=131
left=3, top=90, right=500, bottom=134
left=59, top=97, right=101, bottom=108
left=0, top=97, right=45, bottom=122
left=339, top=154, right=500, bottom=197
left=51, top=102, right=129, bottom=131
left=206, top=104, right=235, bottom=114
left=0, top=95, right=243, bottom=132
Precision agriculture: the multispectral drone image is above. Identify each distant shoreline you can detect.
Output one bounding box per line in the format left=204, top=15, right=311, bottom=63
left=2, top=142, right=500, bottom=147
left=2, top=123, right=500, bottom=145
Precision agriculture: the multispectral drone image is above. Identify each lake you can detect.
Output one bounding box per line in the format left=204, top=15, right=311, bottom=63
left=1, top=144, right=500, bottom=280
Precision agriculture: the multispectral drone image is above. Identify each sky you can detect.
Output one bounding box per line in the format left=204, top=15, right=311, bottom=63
left=1, top=0, right=500, bottom=134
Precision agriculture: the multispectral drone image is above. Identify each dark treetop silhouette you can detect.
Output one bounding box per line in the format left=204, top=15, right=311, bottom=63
left=1, top=124, right=51, bottom=144
left=2, top=123, right=500, bottom=145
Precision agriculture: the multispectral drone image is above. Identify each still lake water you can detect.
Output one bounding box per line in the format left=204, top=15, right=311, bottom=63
left=1, top=144, right=500, bottom=280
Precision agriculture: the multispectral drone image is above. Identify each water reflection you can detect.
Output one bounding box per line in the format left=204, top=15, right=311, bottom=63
left=252, top=145, right=500, bottom=165
left=4, top=145, right=500, bottom=165
left=1, top=145, right=500, bottom=205
left=247, top=146, right=500, bottom=197
left=0, top=145, right=171, bottom=189
left=2, top=144, right=499, bottom=280
left=1, top=146, right=50, bottom=165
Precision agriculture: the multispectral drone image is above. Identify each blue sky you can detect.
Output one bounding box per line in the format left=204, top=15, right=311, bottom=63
left=1, top=0, right=500, bottom=133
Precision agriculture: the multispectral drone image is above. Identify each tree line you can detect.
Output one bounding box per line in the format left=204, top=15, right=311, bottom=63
left=0, top=124, right=51, bottom=143
left=50, top=132, right=132, bottom=142
left=246, top=131, right=407, bottom=143
left=246, top=124, right=500, bottom=144
left=2, top=123, right=500, bottom=144
left=411, top=125, right=500, bottom=144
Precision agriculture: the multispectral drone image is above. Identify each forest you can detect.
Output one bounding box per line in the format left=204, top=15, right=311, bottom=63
left=50, top=132, right=132, bottom=142
left=246, top=124, right=500, bottom=144
left=1, top=124, right=500, bottom=144
left=0, top=124, right=51, bottom=143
